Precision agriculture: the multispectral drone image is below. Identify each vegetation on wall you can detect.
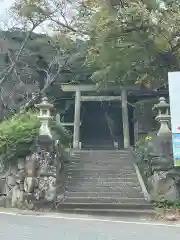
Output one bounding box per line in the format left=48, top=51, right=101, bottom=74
left=134, top=134, right=148, bottom=162
left=134, top=133, right=153, bottom=184
left=50, top=118, right=72, bottom=147
left=134, top=99, right=158, bottom=134
left=0, top=110, right=71, bottom=168
left=0, top=111, right=39, bottom=167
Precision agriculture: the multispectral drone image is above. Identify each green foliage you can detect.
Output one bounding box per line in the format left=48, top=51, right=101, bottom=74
left=0, top=110, right=72, bottom=168
left=0, top=111, right=39, bottom=167
left=153, top=200, right=180, bottom=209
left=0, top=29, right=91, bottom=120
left=134, top=134, right=149, bottom=162
left=50, top=120, right=72, bottom=147
left=134, top=99, right=158, bottom=133
left=85, top=0, right=180, bottom=87
left=12, top=0, right=52, bottom=26
left=134, top=133, right=153, bottom=183
left=6, top=0, right=180, bottom=90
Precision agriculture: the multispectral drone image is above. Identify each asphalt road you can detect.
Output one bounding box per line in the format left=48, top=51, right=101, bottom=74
left=0, top=212, right=180, bottom=240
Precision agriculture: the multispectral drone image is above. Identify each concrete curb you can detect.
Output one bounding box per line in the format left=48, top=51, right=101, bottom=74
left=0, top=207, right=180, bottom=228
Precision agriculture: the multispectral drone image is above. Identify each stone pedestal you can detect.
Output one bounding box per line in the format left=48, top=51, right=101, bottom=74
left=0, top=96, right=64, bottom=208
left=147, top=97, right=180, bottom=202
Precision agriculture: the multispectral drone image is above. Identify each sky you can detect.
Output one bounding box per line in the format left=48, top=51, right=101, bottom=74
left=0, top=0, right=14, bottom=16
left=0, top=0, right=15, bottom=30
left=0, top=0, right=48, bottom=33
left=0, top=0, right=76, bottom=35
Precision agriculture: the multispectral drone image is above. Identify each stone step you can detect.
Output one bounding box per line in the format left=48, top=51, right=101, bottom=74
left=68, top=175, right=137, bottom=179
left=60, top=200, right=154, bottom=217
left=61, top=202, right=152, bottom=210
left=67, top=176, right=138, bottom=181
left=69, top=166, right=133, bottom=170
left=71, top=157, right=131, bottom=161
left=66, top=185, right=142, bottom=193
left=71, top=159, right=131, bottom=161
left=68, top=173, right=137, bottom=178
left=75, top=156, right=130, bottom=158
left=82, top=145, right=115, bottom=149
left=72, top=150, right=129, bottom=153
left=69, top=163, right=133, bottom=167
left=68, top=177, right=140, bottom=187
left=69, top=167, right=134, bottom=171
left=67, top=176, right=139, bottom=181
left=64, top=149, right=148, bottom=211
left=71, top=157, right=130, bottom=161
left=66, top=182, right=142, bottom=190
left=71, top=153, right=130, bottom=156
left=63, top=196, right=147, bottom=204
left=70, top=159, right=133, bottom=163
left=68, top=166, right=135, bottom=171
left=65, top=191, right=144, bottom=199
left=71, top=154, right=127, bottom=156
left=72, top=156, right=130, bottom=158
left=68, top=171, right=136, bottom=176
left=71, top=154, right=130, bottom=158
left=70, top=158, right=132, bottom=162
left=71, top=156, right=131, bottom=159
left=70, top=156, right=131, bottom=159
left=67, top=176, right=138, bottom=182
left=71, top=155, right=131, bottom=158
left=67, top=181, right=139, bottom=187
left=67, top=180, right=141, bottom=186
left=68, top=167, right=135, bottom=172
left=60, top=208, right=155, bottom=218
left=71, top=158, right=130, bottom=161
left=69, top=162, right=132, bottom=166
left=67, top=180, right=140, bottom=187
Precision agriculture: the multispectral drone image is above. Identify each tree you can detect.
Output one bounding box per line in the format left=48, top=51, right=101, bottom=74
left=85, top=0, right=180, bottom=87
left=0, top=0, right=95, bottom=119
left=2, top=0, right=180, bottom=114
left=0, top=29, right=72, bottom=119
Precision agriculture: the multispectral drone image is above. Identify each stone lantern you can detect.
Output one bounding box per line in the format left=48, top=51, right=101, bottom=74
left=146, top=97, right=172, bottom=170
left=153, top=97, right=171, bottom=137
left=35, top=96, right=54, bottom=139
left=147, top=97, right=180, bottom=202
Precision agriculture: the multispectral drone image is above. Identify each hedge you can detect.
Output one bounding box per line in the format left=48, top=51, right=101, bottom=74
left=0, top=111, right=71, bottom=168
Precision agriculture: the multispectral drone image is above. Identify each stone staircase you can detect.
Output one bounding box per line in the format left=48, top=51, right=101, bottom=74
left=82, top=139, right=114, bottom=150
left=61, top=150, right=153, bottom=216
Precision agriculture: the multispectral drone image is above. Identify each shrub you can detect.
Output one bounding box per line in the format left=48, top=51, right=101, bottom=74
left=0, top=111, right=72, bottom=168
left=134, top=135, right=148, bottom=162
left=0, top=111, right=40, bottom=167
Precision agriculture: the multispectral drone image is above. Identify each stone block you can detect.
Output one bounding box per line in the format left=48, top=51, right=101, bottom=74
left=147, top=171, right=179, bottom=202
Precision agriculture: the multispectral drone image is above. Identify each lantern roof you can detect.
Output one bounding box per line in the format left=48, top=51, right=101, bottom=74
left=35, top=96, right=53, bottom=110
left=153, top=97, right=169, bottom=110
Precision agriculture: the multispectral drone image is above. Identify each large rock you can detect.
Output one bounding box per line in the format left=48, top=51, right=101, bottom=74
left=147, top=171, right=179, bottom=202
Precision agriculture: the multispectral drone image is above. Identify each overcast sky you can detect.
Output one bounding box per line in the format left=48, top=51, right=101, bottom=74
left=0, top=0, right=14, bottom=16
left=0, top=0, right=47, bottom=33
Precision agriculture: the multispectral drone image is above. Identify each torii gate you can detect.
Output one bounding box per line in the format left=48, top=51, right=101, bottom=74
left=61, top=84, right=132, bottom=149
